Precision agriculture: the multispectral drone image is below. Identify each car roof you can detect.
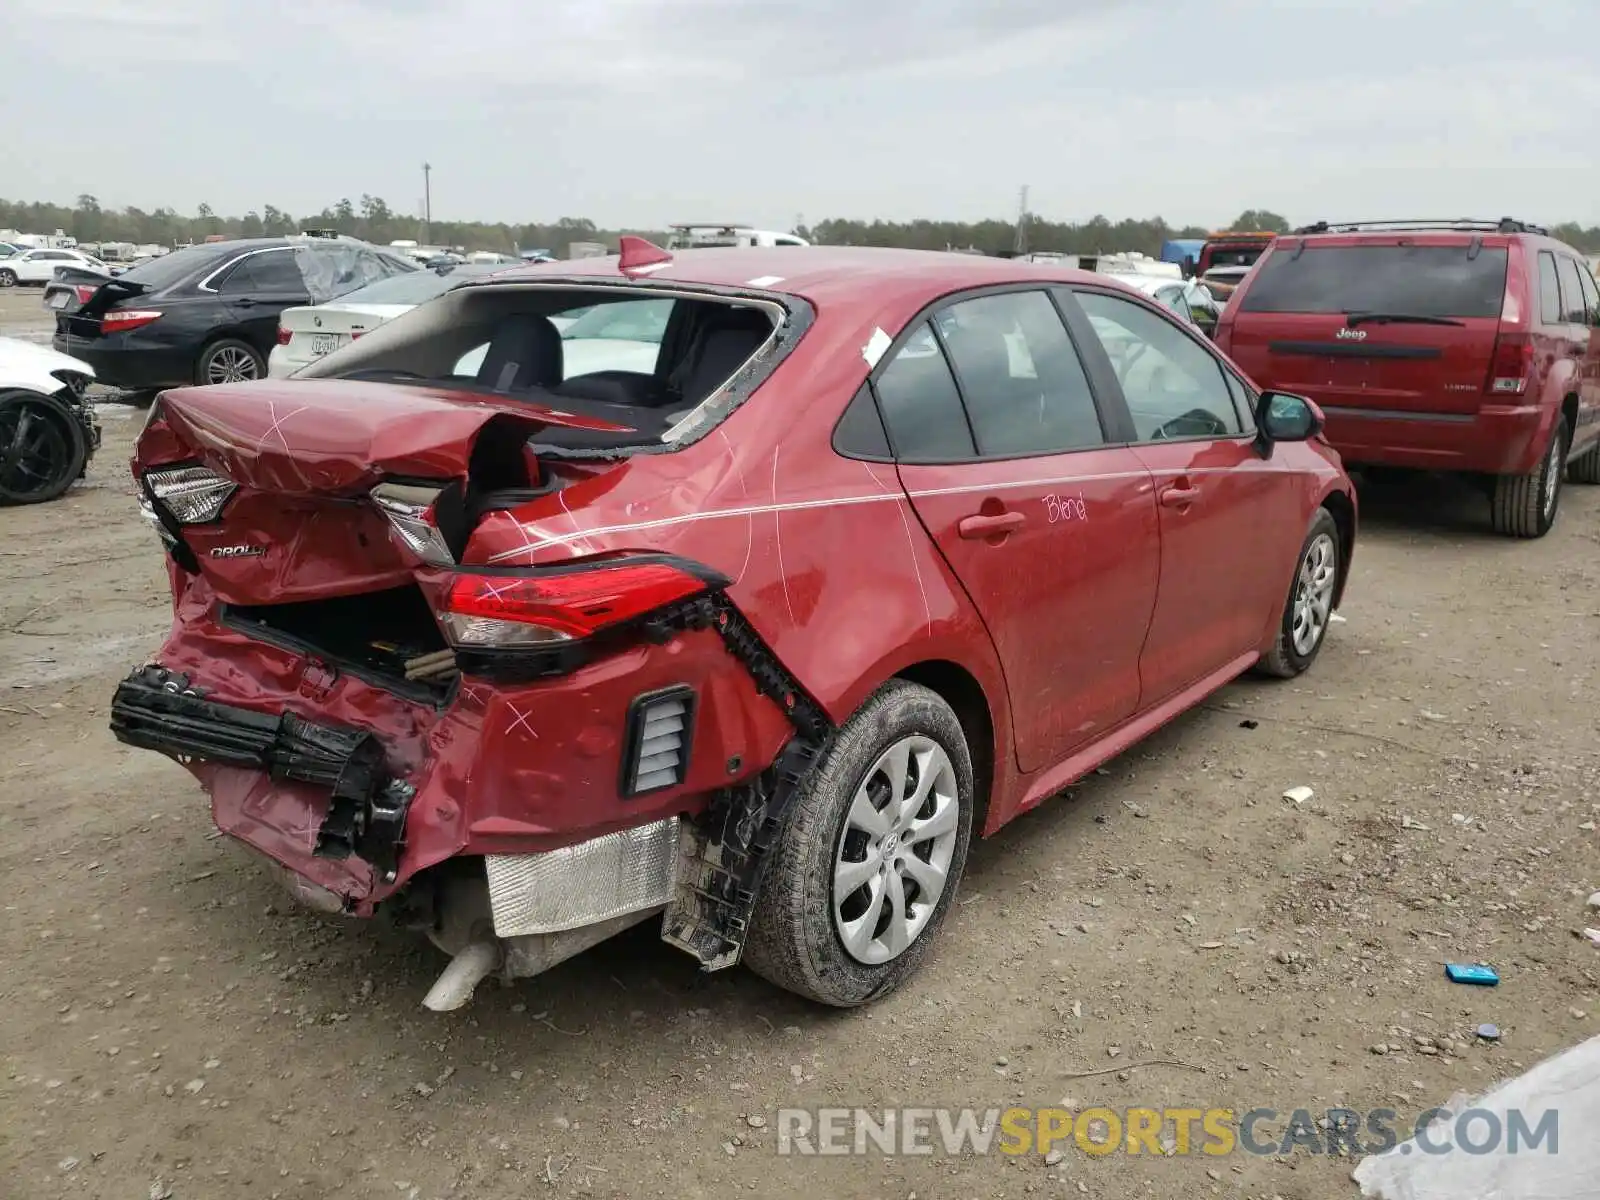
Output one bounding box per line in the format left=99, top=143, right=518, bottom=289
left=479, top=246, right=1130, bottom=310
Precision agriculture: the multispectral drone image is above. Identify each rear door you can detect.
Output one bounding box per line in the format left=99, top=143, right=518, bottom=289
left=1561, top=256, right=1600, bottom=451
left=215, top=248, right=311, bottom=354
left=1223, top=238, right=1508, bottom=419
left=1069, top=286, right=1305, bottom=704
left=878, top=288, right=1160, bottom=773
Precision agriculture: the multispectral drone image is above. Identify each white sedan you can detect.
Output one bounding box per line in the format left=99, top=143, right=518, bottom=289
left=269, top=262, right=509, bottom=377
left=0, top=248, right=112, bottom=288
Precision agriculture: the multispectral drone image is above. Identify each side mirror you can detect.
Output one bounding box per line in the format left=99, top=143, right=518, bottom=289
left=1256, top=390, right=1322, bottom=450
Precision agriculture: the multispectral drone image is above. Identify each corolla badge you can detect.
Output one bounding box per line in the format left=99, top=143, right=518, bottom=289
left=1336, top=327, right=1367, bottom=340
left=209, top=544, right=265, bottom=559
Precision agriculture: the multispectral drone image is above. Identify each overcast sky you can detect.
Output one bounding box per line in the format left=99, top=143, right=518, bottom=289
left=7, top=0, right=1598, bottom=230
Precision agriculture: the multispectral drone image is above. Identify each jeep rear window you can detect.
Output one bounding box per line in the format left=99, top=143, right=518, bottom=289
left=1240, top=245, right=1509, bottom=318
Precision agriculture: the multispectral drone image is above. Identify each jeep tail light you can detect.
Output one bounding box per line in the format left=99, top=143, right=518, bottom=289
left=276, top=324, right=292, bottom=346
left=370, top=482, right=453, bottom=567
left=102, top=309, right=163, bottom=334
left=1486, top=334, right=1532, bottom=395
left=144, top=464, right=237, bottom=524
left=438, top=557, right=714, bottom=648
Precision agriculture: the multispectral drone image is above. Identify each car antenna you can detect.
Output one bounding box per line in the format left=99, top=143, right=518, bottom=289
left=617, top=235, right=673, bottom=279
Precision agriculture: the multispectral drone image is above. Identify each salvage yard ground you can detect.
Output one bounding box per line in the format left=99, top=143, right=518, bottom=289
left=2, top=286, right=1599, bottom=1199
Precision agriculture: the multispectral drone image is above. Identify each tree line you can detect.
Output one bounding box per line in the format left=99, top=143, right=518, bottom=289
left=5, top=196, right=1599, bottom=256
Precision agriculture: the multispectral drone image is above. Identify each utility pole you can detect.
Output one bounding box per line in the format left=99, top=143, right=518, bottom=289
left=1013, top=185, right=1029, bottom=256
left=422, top=162, right=432, bottom=245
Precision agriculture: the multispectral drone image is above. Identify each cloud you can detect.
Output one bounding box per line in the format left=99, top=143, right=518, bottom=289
left=2, top=0, right=1595, bottom=229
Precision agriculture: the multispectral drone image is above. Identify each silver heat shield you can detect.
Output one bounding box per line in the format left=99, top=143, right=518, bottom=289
left=484, top=816, right=680, bottom=937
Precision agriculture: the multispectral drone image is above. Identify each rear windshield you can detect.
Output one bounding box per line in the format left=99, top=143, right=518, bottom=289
left=118, top=245, right=229, bottom=290
left=303, top=287, right=788, bottom=450
left=1241, top=244, right=1509, bottom=317
left=1204, top=246, right=1267, bottom=269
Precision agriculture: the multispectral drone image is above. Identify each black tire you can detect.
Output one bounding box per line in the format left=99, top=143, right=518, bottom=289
left=743, top=680, right=975, bottom=1007
left=1491, top=420, right=1567, bottom=538
left=195, top=338, right=265, bottom=386
left=0, top=389, right=89, bottom=505
left=1569, top=436, right=1600, bottom=485
left=0, top=268, right=16, bottom=288
left=1256, top=507, right=1341, bottom=679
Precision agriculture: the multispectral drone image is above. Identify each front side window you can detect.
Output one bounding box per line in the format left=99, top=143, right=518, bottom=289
left=935, top=290, right=1104, bottom=457
left=1075, top=290, right=1242, bottom=442
left=1577, top=262, right=1600, bottom=324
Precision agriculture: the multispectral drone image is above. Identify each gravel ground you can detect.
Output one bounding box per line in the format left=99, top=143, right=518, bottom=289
left=3, top=287, right=1599, bottom=1199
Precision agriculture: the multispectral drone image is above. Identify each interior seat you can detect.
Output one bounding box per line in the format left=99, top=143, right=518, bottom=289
left=475, top=314, right=563, bottom=393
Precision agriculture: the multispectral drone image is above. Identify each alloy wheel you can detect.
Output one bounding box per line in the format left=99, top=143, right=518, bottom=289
left=206, top=345, right=261, bottom=384
left=0, top=399, right=74, bottom=502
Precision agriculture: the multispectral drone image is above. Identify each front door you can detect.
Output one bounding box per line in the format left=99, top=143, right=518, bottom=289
left=871, top=288, right=1161, bottom=773
left=1068, top=287, right=1305, bottom=705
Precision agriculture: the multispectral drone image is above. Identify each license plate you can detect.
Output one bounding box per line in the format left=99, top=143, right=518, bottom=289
left=310, top=333, right=338, bottom=356
left=47, top=291, right=71, bottom=309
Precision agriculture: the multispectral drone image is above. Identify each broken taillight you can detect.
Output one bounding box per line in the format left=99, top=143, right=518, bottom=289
left=275, top=325, right=292, bottom=346
left=438, top=557, right=717, bottom=648
left=144, top=464, right=237, bottom=524
left=370, top=482, right=454, bottom=567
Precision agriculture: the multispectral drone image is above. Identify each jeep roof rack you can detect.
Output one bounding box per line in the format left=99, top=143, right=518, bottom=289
left=1293, top=218, right=1548, bottom=236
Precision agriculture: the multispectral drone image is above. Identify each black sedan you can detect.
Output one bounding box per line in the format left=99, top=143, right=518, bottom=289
left=46, top=236, right=419, bottom=393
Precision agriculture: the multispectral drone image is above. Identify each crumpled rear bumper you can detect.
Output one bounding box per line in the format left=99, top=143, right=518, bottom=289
left=110, top=665, right=415, bottom=900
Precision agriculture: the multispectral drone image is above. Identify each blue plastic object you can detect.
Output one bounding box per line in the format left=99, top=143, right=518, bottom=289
left=1445, top=963, right=1500, bottom=986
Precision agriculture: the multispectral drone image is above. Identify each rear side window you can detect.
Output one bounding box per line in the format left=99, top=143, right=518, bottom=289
left=1240, top=244, right=1509, bottom=318
left=120, top=246, right=223, bottom=291
left=1538, top=252, right=1562, bottom=325
left=936, top=290, right=1104, bottom=456
left=873, top=322, right=977, bottom=461
left=1555, top=256, right=1588, bottom=324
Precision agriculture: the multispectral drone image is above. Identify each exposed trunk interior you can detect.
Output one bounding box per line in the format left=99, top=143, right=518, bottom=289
left=223, top=584, right=453, bottom=702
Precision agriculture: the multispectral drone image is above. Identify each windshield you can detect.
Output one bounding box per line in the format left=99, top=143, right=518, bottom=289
left=118, top=245, right=227, bottom=290
left=335, top=264, right=500, bottom=307
left=1240, top=244, right=1509, bottom=317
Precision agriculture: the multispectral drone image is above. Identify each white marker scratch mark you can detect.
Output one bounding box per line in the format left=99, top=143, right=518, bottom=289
left=745, top=275, right=785, bottom=287
left=865, top=464, right=932, bottom=636
left=772, top=445, right=797, bottom=628
left=557, top=489, right=595, bottom=553
left=504, top=703, right=539, bottom=739
left=482, top=465, right=1287, bottom=564
left=718, top=428, right=754, bottom=585
left=861, top=326, right=892, bottom=369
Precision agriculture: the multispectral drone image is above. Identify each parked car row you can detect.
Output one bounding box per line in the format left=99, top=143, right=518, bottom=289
left=112, top=239, right=1354, bottom=1011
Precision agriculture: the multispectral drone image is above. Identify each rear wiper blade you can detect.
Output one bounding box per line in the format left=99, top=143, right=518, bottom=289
left=1344, top=312, right=1465, bottom=328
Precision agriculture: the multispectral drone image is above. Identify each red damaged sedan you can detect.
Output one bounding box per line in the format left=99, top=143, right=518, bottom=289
left=113, top=241, right=1356, bottom=1009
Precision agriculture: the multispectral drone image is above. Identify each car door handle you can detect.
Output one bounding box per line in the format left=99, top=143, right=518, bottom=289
left=1159, top=484, right=1201, bottom=508
left=958, top=511, right=1026, bottom=539
left=232, top=297, right=255, bottom=308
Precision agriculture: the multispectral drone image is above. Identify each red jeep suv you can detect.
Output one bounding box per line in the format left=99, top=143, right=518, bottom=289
left=112, top=244, right=1355, bottom=1010
left=1217, top=219, right=1600, bottom=538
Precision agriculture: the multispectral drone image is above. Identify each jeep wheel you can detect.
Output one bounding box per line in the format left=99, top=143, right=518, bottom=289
left=1491, top=422, right=1566, bottom=538
left=1256, top=507, right=1341, bottom=679
left=743, top=681, right=974, bottom=1007
left=1569, top=436, right=1600, bottom=485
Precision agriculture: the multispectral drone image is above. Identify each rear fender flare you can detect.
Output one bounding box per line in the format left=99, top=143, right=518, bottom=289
left=1509, top=365, right=1581, bottom=474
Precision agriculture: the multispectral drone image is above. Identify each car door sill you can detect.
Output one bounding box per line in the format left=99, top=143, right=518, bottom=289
left=1013, top=650, right=1258, bottom=818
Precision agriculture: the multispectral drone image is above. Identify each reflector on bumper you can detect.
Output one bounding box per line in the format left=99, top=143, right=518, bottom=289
left=484, top=816, right=680, bottom=937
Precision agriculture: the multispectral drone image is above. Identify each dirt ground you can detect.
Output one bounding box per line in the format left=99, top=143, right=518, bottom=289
left=3, top=286, right=1599, bottom=1200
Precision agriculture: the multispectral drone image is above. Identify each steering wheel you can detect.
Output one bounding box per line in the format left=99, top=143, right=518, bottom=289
left=1151, top=407, right=1229, bottom=441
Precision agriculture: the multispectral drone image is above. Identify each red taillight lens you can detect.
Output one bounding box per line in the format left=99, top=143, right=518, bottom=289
left=276, top=325, right=292, bottom=346
left=1486, top=334, right=1532, bottom=396
left=73, top=285, right=98, bottom=304
left=101, top=309, right=162, bottom=334
left=439, top=559, right=711, bottom=646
